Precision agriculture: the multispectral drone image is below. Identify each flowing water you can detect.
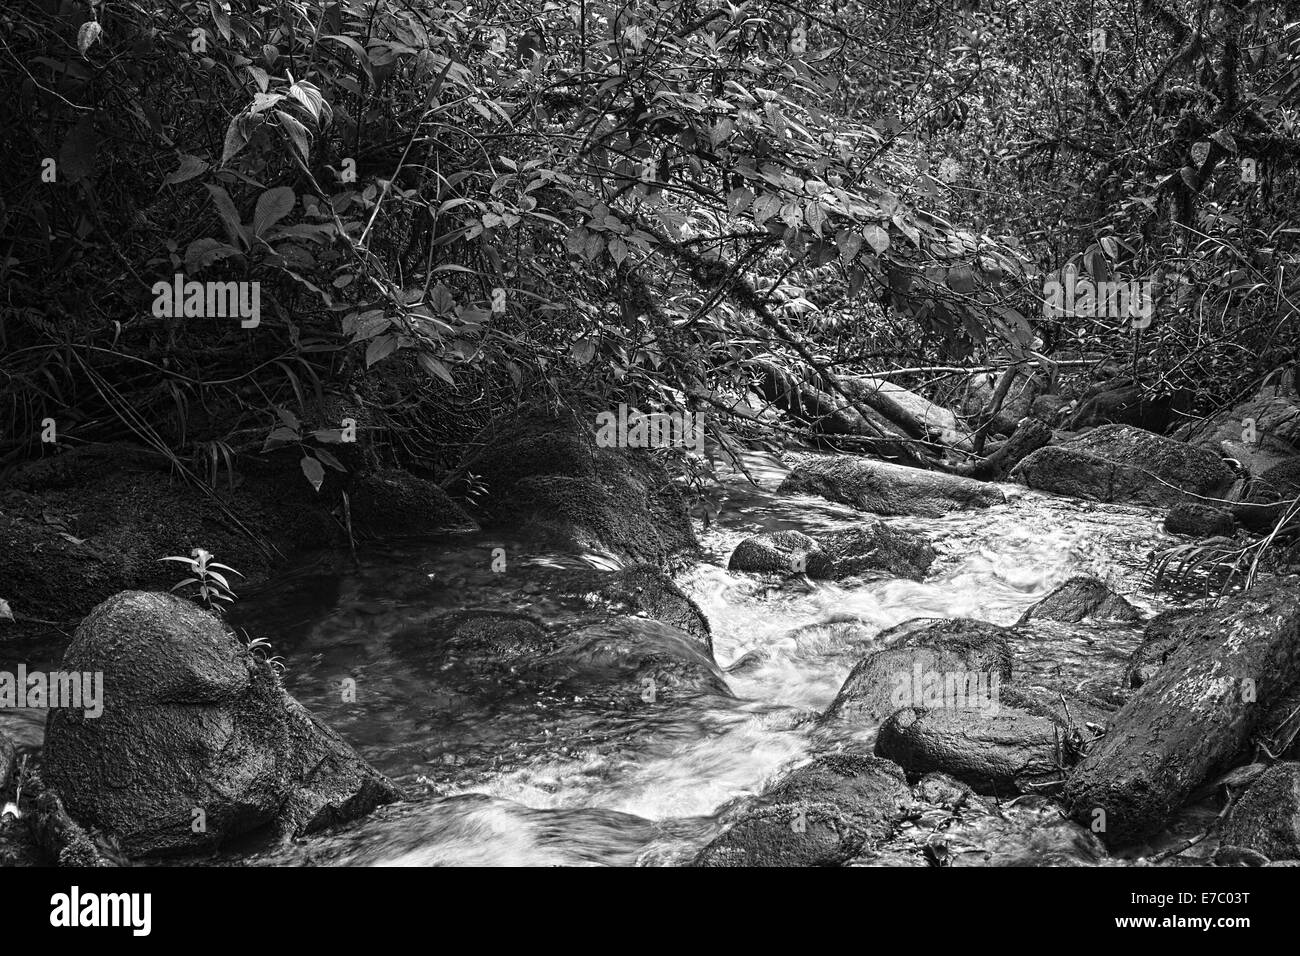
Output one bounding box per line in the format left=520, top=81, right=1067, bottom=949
left=205, top=451, right=1184, bottom=867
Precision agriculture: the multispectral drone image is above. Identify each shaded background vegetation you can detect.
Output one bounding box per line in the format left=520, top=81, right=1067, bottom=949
left=2, top=0, right=1298, bottom=491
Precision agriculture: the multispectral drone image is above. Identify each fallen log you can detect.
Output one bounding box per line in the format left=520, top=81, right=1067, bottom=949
left=1063, top=579, right=1300, bottom=847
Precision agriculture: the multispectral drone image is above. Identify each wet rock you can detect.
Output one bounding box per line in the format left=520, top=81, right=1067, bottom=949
left=538, top=619, right=732, bottom=703
left=878, top=618, right=1017, bottom=675
left=997, top=685, right=1112, bottom=736
left=42, top=591, right=402, bottom=858
left=559, top=565, right=712, bottom=651
left=423, top=610, right=554, bottom=674
left=1214, top=845, right=1270, bottom=867
left=1064, top=580, right=1300, bottom=847
left=1015, top=575, right=1142, bottom=625
left=1067, top=378, right=1189, bottom=433
left=0, top=732, right=14, bottom=794
left=914, top=771, right=976, bottom=808
left=1164, top=502, right=1237, bottom=538
left=728, top=529, right=822, bottom=575
left=1218, top=762, right=1300, bottom=862
left=820, top=620, right=1013, bottom=728
left=693, top=754, right=911, bottom=866
left=1173, top=391, right=1300, bottom=478
left=1123, top=609, right=1200, bottom=689
left=874, top=706, right=1064, bottom=794
left=347, top=468, right=476, bottom=537
left=465, top=408, right=697, bottom=564
left=724, top=649, right=770, bottom=676
left=728, top=523, right=936, bottom=582
left=1012, top=424, right=1235, bottom=507
left=1233, top=458, right=1300, bottom=532
left=778, top=455, right=1006, bottom=517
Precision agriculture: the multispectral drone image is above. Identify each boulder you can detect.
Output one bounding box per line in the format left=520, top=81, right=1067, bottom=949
left=692, top=754, right=911, bottom=866
left=1216, top=764, right=1300, bottom=863
left=42, top=591, right=402, bottom=857
left=728, top=523, right=935, bottom=582
left=347, top=468, right=476, bottom=537
left=1174, top=392, right=1300, bottom=478
left=1064, top=580, right=1300, bottom=847
left=1218, top=762, right=1300, bottom=862
left=1122, top=609, right=1201, bottom=689
left=558, top=565, right=712, bottom=651
left=727, top=529, right=822, bottom=576
left=1164, top=502, right=1237, bottom=538
left=465, top=407, right=697, bottom=563
left=874, top=706, right=1064, bottom=794
left=1012, top=424, right=1235, bottom=507
left=820, top=620, right=1013, bottom=728
left=1067, top=378, right=1189, bottom=433
left=779, top=455, right=1006, bottom=517
left=1015, top=575, right=1142, bottom=625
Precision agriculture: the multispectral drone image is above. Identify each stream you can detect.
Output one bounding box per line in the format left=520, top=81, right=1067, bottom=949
left=201, top=450, right=1184, bottom=867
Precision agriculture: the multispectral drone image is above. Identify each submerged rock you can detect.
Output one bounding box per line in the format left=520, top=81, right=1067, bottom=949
left=874, top=706, right=1064, bottom=794
left=42, top=591, right=402, bottom=858
left=778, top=455, right=1006, bottom=517
left=1218, top=762, right=1300, bottom=862
left=538, top=619, right=732, bottom=703
left=558, top=565, right=713, bottom=651
left=1015, top=575, right=1142, bottom=625
left=728, top=522, right=935, bottom=582
left=693, top=754, right=911, bottom=866
left=1012, top=424, right=1235, bottom=507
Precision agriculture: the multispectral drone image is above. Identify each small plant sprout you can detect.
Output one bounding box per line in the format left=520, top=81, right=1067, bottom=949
left=240, top=630, right=287, bottom=675
left=159, top=548, right=243, bottom=610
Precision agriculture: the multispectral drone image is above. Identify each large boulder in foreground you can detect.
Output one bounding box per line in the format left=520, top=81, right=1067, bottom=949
left=728, top=523, right=935, bottom=582
left=42, top=591, right=401, bottom=857
left=1012, top=424, right=1235, bottom=507
left=1064, top=580, right=1300, bottom=847
left=692, top=754, right=911, bottom=866
left=466, top=408, right=697, bottom=563
left=874, top=706, right=1063, bottom=794
left=778, top=455, right=1006, bottom=517
left=1218, top=762, right=1300, bottom=862
left=1015, top=575, right=1142, bottom=626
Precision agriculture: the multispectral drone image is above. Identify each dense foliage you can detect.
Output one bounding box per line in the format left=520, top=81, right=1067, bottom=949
left=2, top=0, right=1298, bottom=489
